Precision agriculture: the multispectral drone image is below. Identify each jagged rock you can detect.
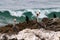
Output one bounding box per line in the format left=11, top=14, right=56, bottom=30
left=0, top=18, right=60, bottom=34
left=0, top=28, right=60, bottom=40
left=0, top=18, right=60, bottom=40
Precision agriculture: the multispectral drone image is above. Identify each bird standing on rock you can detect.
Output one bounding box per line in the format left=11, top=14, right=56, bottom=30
left=25, top=16, right=29, bottom=24
left=13, top=18, right=16, bottom=27
left=36, top=12, right=40, bottom=22
left=53, top=13, right=56, bottom=18
left=13, top=18, right=18, bottom=32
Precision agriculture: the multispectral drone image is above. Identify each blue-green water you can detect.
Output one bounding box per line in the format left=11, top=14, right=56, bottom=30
left=0, top=8, right=60, bottom=26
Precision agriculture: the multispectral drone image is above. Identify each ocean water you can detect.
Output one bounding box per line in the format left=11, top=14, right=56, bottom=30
left=0, top=8, right=60, bottom=26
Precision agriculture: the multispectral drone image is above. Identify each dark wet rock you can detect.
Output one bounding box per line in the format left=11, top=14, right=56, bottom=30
left=42, top=18, right=49, bottom=24
left=41, top=38, right=45, bottom=40
left=0, top=30, right=3, bottom=32
left=21, top=39, right=24, bottom=40
left=0, top=18, right=60, bottom=34
left=40, top=17, right=60, bottom=31
left=38, top=22, right=46, bottom=28
left=35, top=34, right=41, bottom=38
left=42, top=18, right=49, bottom=26
left=2, top=35, right=8, bottom=40
left=3, top=29, right=9, bottom=33
left=9, top=38, right=17, bottom=40
left=5, top=24, right=13, bottom=28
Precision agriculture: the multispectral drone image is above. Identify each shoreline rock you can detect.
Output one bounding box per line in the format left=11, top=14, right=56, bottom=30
left=0, top=18, right=60, bottom=40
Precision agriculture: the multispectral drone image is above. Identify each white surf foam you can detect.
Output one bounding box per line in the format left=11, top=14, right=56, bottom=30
left=9, top=10, right=24, bottom=17
left=7, top=9, right=60, bottom=18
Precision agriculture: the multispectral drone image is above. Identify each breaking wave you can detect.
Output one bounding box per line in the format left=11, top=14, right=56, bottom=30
left=0, top=8, right=60, bottom=26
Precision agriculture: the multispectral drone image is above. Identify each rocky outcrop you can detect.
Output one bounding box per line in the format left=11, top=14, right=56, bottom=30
left=42, top=18, right=60, bottom=31
left=0, top=18, right=60, bottom=40
left=0, top=28, right=60, bottom=40
left=0, top=18, right=60, bottom=34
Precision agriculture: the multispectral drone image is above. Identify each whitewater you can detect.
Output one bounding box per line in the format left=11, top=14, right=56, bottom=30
left=9, top=8, right=60, bottom=18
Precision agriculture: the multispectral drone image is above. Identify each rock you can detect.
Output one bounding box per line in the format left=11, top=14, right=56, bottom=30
left=9, top=38, right=17, bottom=40
left=3, top=35, right=8, bottom=40
left=41, top=38, right=45, bottom=40
left=42, top=18, right=49, bottom=25
left=0, top=18, right=60, bottom=40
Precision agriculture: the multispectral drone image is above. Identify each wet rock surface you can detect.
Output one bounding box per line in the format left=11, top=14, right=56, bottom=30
left=42, top=18, right=60, bottom=31
left=0, top=18, right=60, bottom=40
left=0, top=18, right=60, bottom=34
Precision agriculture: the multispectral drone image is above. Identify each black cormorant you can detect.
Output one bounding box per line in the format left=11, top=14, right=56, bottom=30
left=26, top=16, right=29, bottom=23
left=53, top=13, right=56, bottom=18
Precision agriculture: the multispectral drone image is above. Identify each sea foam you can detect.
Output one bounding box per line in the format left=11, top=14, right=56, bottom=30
left=8, top=8, right=60, bottom=18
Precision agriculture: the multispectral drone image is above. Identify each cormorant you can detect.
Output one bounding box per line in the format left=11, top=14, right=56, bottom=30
left=53, top=13, right=56, bottom=18
left=26, top=16, right=29, bottom=24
